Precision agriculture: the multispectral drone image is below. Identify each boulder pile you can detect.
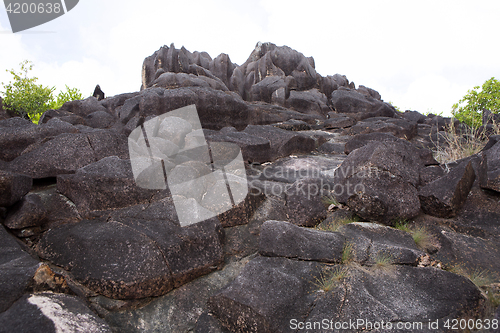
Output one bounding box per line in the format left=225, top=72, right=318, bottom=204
left=0, top=42, right=499, bottom=332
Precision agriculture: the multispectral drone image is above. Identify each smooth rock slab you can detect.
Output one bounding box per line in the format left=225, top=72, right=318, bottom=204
left=0, top=292, right=111, bottom=333
left=259, top=220, right=345, bottom=262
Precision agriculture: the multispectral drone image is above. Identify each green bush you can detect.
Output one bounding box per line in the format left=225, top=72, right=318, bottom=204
left=1, top=60, right=83, bottom=124
left=452, top=77, right=500, bottom=128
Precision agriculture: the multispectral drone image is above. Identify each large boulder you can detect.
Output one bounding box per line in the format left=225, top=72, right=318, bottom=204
left=334, top=141, right=423, bottom=223
left=419, top=160, right=476, bottom=218
left=120, top=87, right=249, bottom=131
left=285, top=89, right=330, bottom=118
left=36, top=199, right=224, bottom=299
left=0, top=292, right=111, bottom=332
left=342, top=117, right=418, bottom=140
left=3, top=193, right=47, bottom=230
left=0, top=118, right=78, bottom=162
left=0, top=170, right=32, bottom=207
left=57, top=156, right=169, bottom=216
left=0, top=225, right=40, bottom=313
left=344, top=132, right=438, bottom=165
left=208, top=256, right=485, bottom=333
left=331, top=87, right=397, bottom=120
left=480, top=141, right=500, bottom=192
left=243, top=125, right=315, bottom=159
left=259, top=220, right=345, bottom=262
left=8, top=130, right=128, bottom=179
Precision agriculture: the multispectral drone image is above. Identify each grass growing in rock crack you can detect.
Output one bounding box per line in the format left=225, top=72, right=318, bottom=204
left=316, top=216, right=360, bottom=233
left=371, top=253, right=395, bottom=274
left=341, top=242, right=355, bottom=264
left=321, top=195, right=340, bottom=207
left=393, top=220, right=434, bottom=250
left=312, top=266, right=349, bottom=293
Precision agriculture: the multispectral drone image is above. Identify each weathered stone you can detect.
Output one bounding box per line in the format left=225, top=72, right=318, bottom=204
left=285, top=89, right=329, bottom=118
left=419, top=160, right=476, bottom=218
left=259, top=220, right=345, bottom=262
left=344, top=132, right=438, bottom=165
left=402, top=110, right=427, bottom=123
left=334, top=141, right=423, bottom=222
left=36, top=219, right=173, bottom=299
left=208, top=256, right=320, bottom=333
left=85, top=111, right=115, bottom=129
left=9, top=130, right=128, bottom=179
left=243, top=125, right=315, bottom=159
left=284, top=177, right=328, bottom=227
left=204, top=129, right=272, bottom=163
left=3, top=193, right=47, bottom=229
left=342, top=117, right=418, bottom=140
left=0, top=224, right=40, bottom=313
left=272, top=119, right=311, bottom=131
left=0, top=117, right=78, bottom=162
left=331, top=87, right=396, bottom=120
left=59, top=96, right=108, bottom=117
left=246, top=102, right=320, bottom=126
left=149, top=72, right=228, bottom=91
left=338, top=222, right=425, bottom=265
left=104, top=255, right=252, bottom=333
left=0, top=292, right=111, bottom=332
left=249, top=76, right=286, bottom=103
left=324, top=115, right=356, bottom=129
left=0, top=170, right=32, bottom=207
left=57, top=156, right=168, bottom=216
left=480, top=141, right=500, bottom=192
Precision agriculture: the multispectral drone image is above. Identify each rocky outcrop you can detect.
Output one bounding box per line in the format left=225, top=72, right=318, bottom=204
left=0, top=42, right=498, bottom=332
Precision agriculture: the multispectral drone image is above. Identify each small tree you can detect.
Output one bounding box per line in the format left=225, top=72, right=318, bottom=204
left=452, top=77, right=500, bottom=128
left=1, top=60, right=54, bottom=121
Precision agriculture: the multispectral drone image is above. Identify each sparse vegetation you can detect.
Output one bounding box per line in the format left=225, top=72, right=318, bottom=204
left=312, top=266, right=349, bottom=293
left=432, top=120, right=500, bottom=164
left=341, top=242, right=355, bottom=264
left=372, top=253, right=395, bottom=274
left=393, top=220, right=434, bottom=250
left=321, top=195, right=340, bottom=207
left=316, top=215, right=360, bottom=233
left=449, top=265, right=497, bottom=289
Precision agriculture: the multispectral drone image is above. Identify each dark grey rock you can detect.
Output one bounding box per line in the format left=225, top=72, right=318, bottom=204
left=3, top=193, right=47, bottom=229
left=284, top=177, right=328, bottom=227
left=85, top=111, right=115, bottom=129
left=419, top=160, right=476, bottom=218
left=338, top=222, right=425, bottom=265
left=259, top=220, right=345, bottom=262
left=0, top=224, right=40, bottom=313
left=0, top=170, right=32, bottom=207
left=243, top=125, right=315, bottom=159
left=331, top=87, right=396, bottom=120
left=342, top=117, right=418, bottom=140
left=208, top=256, right=320, bottom=333
left=57, top=156, right=169, bottom=216
left=0, top=292, right=111, bottom=333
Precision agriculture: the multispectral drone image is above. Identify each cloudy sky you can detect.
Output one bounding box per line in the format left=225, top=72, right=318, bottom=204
left=1, top=0, right=499, bottom=116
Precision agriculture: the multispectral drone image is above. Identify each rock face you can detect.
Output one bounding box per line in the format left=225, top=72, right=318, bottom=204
left=334, top=141, right=423, bottom=223
left=419, top=160, right=476, bottom=218
left=0, top=42, right=498, bottom=332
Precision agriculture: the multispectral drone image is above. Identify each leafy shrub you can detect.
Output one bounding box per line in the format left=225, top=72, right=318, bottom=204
left=452, top=77, right=500, bottom=128
left=1, top=60, right=83, bottom=124
left=1, top=60, right=54, bottom=121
